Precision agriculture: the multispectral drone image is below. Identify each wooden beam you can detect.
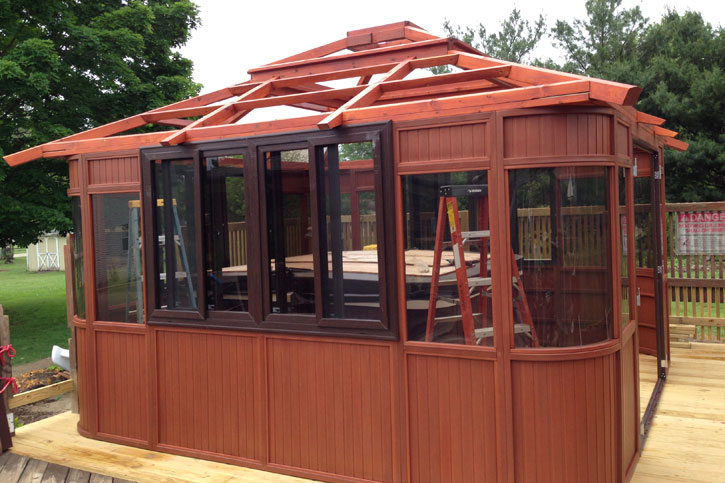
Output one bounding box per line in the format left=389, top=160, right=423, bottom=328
left=664, top=137, right=689, bottom=151
left=41, top=132, right=172, bottom=158
left=404, top=26, right=441, bottom=42
left=9, top=379, right=74, bottom=409
left=378, top=81, right=500, bottom=103
left=142, top=105, right=217, bottom=122
left=318, top=59, right=414, bottom=130
left=380, top=65, right=511, bottom=92
left=265, top=38, right=348, bottom=66
left=4, top=145, right=46, bottom=167
left=654, top=126, right=677, bottom=137
left=162, top=79, right=275, bottom=146
left=233, top=86, right=363, bottom=111
left=153, top=118, right=192, bottom=128
left=636, top=111, right=666, bottom=126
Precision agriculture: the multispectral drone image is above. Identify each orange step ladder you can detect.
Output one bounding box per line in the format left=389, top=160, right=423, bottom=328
left=424, top=185, right=538, bottom=346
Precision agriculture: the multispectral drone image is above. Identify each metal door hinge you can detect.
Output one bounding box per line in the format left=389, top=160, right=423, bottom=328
left=657, top=264, right=664, bottom=274
left=636, top=288, right=641, bottom=306
left=633, top=164, right=637, bottom=177
left=654, top=169, right=662, bottom=180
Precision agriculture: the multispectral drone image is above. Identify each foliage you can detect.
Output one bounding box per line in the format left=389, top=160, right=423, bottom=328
left=0, top=261, right=69, bottom=364
left=433, top=9, right=546, bottom=74
left=0, top=0, right=202, bottom=248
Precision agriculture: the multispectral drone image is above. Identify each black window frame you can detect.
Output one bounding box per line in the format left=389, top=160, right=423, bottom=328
left=141, top=122, right=397, bottom=339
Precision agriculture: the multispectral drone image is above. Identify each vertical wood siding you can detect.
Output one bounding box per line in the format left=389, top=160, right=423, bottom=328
left=615, top=122, right=630, bottom=158
left=88, top=155, right=139, bottom=186
left=156, top=330, right=261, bottom=461
left=406, top=354, right=498, bottom=483
left=95, top=331, right=149, bottom=442
left=75, top=327, right=92, bottom=432
left=398, top=122, right=489, bottom=165
left=266, top=338, right=394, bottom=482
left=68, top=159, right=80, bottom=191
left=620, top=335, right=638, bottom=471
left=503, top=114, right=612, bottom=159
left=511, top=355, right=617, bottom=482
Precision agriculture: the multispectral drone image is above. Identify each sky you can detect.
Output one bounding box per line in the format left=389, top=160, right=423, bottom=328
left=177, top=0, right=725, bottom=121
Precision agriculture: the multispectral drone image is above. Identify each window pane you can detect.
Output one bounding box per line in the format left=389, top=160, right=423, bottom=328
left=204, top=154, right=248, bottom=312
left=93, top=193, right=143, bottom=323
left=71, top=197, right=85, bottom=319
left=265, top=149, right=314, bottom=314
left=634, top=176, right=654, bottom=268
left=154, top=159, right=198, bottom=310
left=619, top=168, right=630, bottom=326
left=403, top=171, right=493, bottom=346
left=319, top=143, right=381, bottom=320
left=509, top=167, right=612, bottom=348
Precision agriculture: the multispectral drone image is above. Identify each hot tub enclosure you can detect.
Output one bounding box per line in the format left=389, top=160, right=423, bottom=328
left=5, top=22, right=687, bottom=483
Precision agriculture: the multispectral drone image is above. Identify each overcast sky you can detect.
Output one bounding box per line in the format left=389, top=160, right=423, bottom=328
left=177, top=0, right=724, bottom=122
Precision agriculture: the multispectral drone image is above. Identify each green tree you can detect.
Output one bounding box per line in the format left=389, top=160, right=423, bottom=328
left=551, top=0, right=648, bottom=78
left=433, top=8, right=546, bottom=74
left=0, top=0, right=202, bottom=251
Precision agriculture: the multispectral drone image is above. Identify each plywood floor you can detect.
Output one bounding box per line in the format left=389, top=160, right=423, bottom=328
left=6, top=344, right=724, bottom=483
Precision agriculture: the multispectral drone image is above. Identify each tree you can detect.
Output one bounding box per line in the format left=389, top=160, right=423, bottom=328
left=433, top=9, right=546, bottom=74
left=551, top=0, right=648, bottom=78
left=0, top=0, right=202, bottom=251
left=633, top=11, right=725, bottom=201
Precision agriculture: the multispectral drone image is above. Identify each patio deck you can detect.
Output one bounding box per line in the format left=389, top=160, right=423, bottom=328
left=3, top=345, right=723, bottom=483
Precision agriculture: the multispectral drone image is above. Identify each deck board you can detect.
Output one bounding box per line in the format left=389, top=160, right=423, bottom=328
left=3, top=345, right=723, bottom=482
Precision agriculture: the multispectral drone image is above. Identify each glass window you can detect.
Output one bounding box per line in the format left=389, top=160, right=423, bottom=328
left=71, top=197, right=85, bottom=319
left=619, top=168, right=631, bottom=326
left=509, top=167, right=612, bottom=347
left=265, top=149, right=314, bottom=314
left=403, top=171, right=493, bottom=346
left=92, top=193, right=143, bottom=323
left=318, top=142, right=381, bottom=320
left=154, top=159, right=198, bottom=311
left=634, top=175, right=653, bottom=268
left=204, top=154, right=248, bottom=312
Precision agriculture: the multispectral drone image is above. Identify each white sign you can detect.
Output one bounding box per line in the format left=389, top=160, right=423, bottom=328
left=676, top=211, right=725, bottom=255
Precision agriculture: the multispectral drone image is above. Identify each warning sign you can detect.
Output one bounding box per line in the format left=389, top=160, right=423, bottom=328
left=676, top=211, right=725, bottom=255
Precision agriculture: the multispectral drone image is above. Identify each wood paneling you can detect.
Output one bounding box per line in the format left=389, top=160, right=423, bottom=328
left=615, top=121, right=631, bottom=158
left=511, top=355, right=617, bottom=482
left=637, top=269, right=657, bottom=356
left=75, top=327, right=92, bottom=433
left=88, top=155, right=139, bottom=186
left=398, top=122, right=489, bottom=165
left=156, top=330, right=261, bottom=461
left=621, top=334, right=638, bottom=472
left=95, top=331, right=148, bottom=442
left=406, top=354, right=498, bottom=483
left=503, top=113, right=612, bottom=159
left=266, top=338, right=394, bottom=482
left=68, top=159, right=80, bottom=191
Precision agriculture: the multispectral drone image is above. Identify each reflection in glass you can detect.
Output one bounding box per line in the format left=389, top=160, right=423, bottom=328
left=634, top=175, right=654, bottom=268
left=154, top=159, right=198, bottom=310
left=510, top=167, right=612, bottom=347
left=265, top=149, right=314, bottom=314
left=71, top=197, right=85, bottom=319
left=402, top=171, right=493, bottom=346
left=204, top=155, right=248, bottom=312
left=620, top=168, right=631, bottom=326
left=318, top=142, right=381, bottom=320
left=93, top=193, right=143, bottom=323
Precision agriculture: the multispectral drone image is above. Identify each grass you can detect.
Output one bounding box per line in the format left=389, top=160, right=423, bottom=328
left=13, top=246, right=27, bottom=256
left=0, top=261, right=70, bottom=364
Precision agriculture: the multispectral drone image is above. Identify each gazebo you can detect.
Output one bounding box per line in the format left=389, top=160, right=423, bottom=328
left=5, top=22, right=686, bottom=483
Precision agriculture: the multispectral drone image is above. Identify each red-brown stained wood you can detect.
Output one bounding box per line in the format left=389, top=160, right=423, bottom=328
left=155, top=330, right=261, bottom=461
left=95, top=330, right=149, bottom=442
left=620, top=334, right=638, bottom=472
left=88, top=155, right=140, bottom=186
left=266, top=338, right=394, bottom=482
left=406, top=354, right=498, bottom=483
left=503, top=113, right=612, bottom=159
left=615, top=122, right=630, bottom=157
left=75, top=326, right=92, bottom=433
left=511, top=355, right=617, bottom=482
left=398, top=122, right=489, bottom=166
left=68, top=159, right=80, bottom=191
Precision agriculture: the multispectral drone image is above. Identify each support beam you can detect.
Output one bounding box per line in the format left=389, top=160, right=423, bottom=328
left=653, top=126, right=677, bottom=137
left=664, top=137, right=689, bottom=151
left=636, top=111, right=666, bottom=126
left=318, top=59, right=414, bottom=129
left=161, top=79, right=275, bottom=146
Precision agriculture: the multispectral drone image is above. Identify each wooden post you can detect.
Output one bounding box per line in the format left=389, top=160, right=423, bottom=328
left=64, top=242, right=79, bottom=414
left=0, top=304, right=13, bottom=434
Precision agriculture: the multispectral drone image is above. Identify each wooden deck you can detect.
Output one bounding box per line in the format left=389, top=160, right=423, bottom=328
left=0, top=451, right=133, bottom=482
left=3, top=344, right=723, bottom=483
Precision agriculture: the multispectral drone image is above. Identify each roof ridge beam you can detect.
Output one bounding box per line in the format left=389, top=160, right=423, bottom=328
left=264, top=38, right=348, bottom=67
left=161, top=78, right=276, bottom=146
left=404, top=26, right=441, bottom=42
left=318, top=58, right=415, bottom=130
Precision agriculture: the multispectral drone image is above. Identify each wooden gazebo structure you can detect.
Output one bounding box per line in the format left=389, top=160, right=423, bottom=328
left=5, top=22, right=686, bottom=483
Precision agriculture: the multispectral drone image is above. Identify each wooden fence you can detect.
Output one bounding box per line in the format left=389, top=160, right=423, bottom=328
left=666, top=202, right=725, bottom=342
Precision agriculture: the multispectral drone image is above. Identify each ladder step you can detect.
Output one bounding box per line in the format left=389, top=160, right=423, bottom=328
left=435, top=313, right=484, bottom=323
left=468, top=277, right=492, bottom=287
left=461, top=230, right=490, bottom=239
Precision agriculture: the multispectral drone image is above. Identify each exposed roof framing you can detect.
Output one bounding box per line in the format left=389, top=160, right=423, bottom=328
left=4, top=21, right=687, bottom=166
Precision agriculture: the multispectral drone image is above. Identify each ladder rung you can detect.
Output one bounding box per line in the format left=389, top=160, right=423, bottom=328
left=468, top=277, right=492, bottom=287
left=461, top=230, right=490, bottom=239
left=434, top=313, right=483, bottom=323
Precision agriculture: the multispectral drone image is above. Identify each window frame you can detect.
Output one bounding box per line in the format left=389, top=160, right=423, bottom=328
left=141, top=123, right=397, bottom=339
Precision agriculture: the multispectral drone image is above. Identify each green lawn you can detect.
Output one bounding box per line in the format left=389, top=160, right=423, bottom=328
left=0, top=261, right=70, bottom=364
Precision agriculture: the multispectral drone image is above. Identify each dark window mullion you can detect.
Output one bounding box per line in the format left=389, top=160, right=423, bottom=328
left=326, top=145, right=345, bottom=318
left=163, top=161, right=177, bottom=309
